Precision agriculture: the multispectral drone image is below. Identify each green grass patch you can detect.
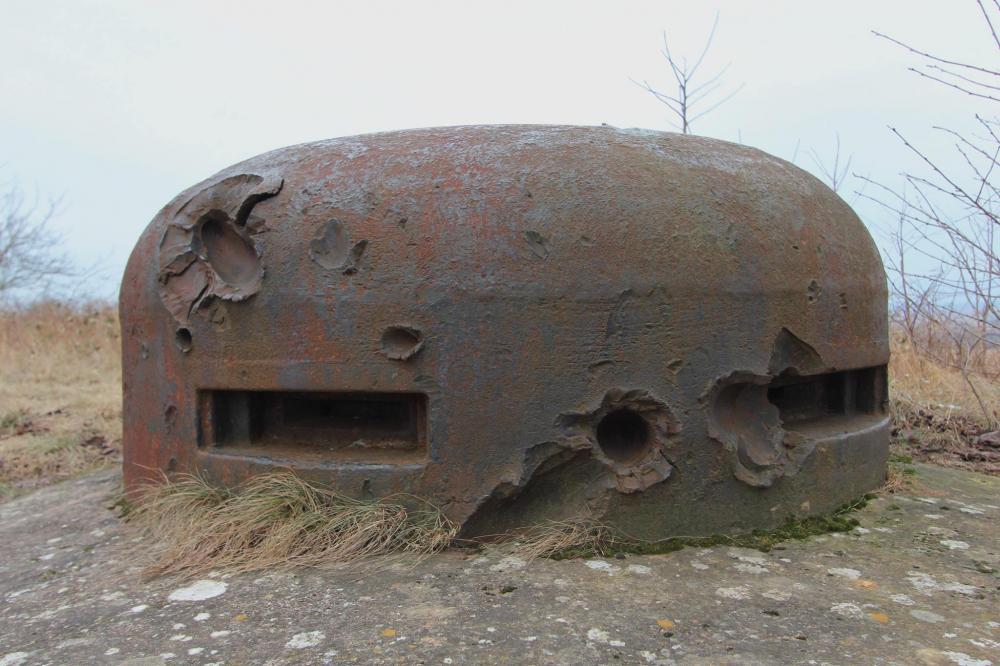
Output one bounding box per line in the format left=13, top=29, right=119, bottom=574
left=0, top=409, right=30, bottom=435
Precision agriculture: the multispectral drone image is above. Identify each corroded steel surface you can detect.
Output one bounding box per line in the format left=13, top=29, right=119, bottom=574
left=120, top=125, right=890, bottom=539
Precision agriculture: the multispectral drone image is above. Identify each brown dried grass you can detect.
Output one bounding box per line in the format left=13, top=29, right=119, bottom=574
left=888, top=326, right=1000, bottom=475
left=127, top=471, right=457, bottom=578
left=0, top=301, right=121, bottom=494
left=889, top=335, right=1000, bottom=427
left=875, top=465, right=912, bottom=495
left=507, top=518, right=619, bottom=561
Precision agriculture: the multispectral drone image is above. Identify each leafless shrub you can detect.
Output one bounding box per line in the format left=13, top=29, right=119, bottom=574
left=0, top=182, right=76, bottom=301
left=633, top=12, right=744, bottom=134
left=809, top=134, right=854, bottom=194
left=860, top=1, right=1000, bottom=425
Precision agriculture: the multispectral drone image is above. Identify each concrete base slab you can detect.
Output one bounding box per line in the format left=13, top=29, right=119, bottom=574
left=1, top=464, right=997, bottom=665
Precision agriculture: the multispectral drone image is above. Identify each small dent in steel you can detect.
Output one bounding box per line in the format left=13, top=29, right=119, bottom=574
left=380, top=325, right=424, bottom=360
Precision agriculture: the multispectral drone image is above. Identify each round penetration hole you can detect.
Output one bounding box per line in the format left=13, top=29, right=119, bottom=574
left=380, top=325, right=423, bottom=360
left=175, top=327, right=193, bottom=353
left=596, top=409, right=652, bottom=463
left=199, top=213, right=260, bottom=286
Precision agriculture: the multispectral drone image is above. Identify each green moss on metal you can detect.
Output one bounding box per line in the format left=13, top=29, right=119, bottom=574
left=548, top=494, right=875, bottom=560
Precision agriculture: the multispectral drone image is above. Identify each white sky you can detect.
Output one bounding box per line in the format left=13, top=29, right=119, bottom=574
left=1, top=0, right=993, bottom=298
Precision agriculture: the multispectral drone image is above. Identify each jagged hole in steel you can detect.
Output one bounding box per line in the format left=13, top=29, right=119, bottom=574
left=596, top=408, right=652, bottom=463
left=199, top=213, right=260, bottom=287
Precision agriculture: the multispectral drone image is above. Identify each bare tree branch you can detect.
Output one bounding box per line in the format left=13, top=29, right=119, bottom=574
left=0, top=182, right=77, bottom=302
left=809, top=134, right=854, bottom=193
left=867, top=2, right=1000, bottom=417
left=872, top=29, right=1000, bottom=77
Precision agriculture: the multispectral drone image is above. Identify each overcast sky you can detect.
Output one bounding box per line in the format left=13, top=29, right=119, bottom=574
left=1, top=0, right=992, bottom=299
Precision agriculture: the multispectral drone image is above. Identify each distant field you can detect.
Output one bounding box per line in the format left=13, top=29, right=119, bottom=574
left=889, top=335, right=1000, bottom=475
left=0, top=302, right=121, bottom=497
left=0, top=302, right=997, bottom=497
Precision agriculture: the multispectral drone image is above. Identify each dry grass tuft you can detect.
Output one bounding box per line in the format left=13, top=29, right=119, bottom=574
left=875, top=465, right=913, bottom=496
left=127, top=471, right=457, bottom=578
left=0, top=301, right=121, bottom=495
left=508, top=518, right=619, bottom=561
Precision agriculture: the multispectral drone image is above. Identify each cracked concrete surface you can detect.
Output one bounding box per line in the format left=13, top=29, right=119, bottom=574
left=1, top=463, right=997, bottom=665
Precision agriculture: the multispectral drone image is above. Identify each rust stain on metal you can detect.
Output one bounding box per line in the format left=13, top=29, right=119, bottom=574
left=120, top=125, right=890, bottom=540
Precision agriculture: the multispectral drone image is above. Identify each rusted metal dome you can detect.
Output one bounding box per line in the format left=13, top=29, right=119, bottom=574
left=120, top=125, right=889, bottom=539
